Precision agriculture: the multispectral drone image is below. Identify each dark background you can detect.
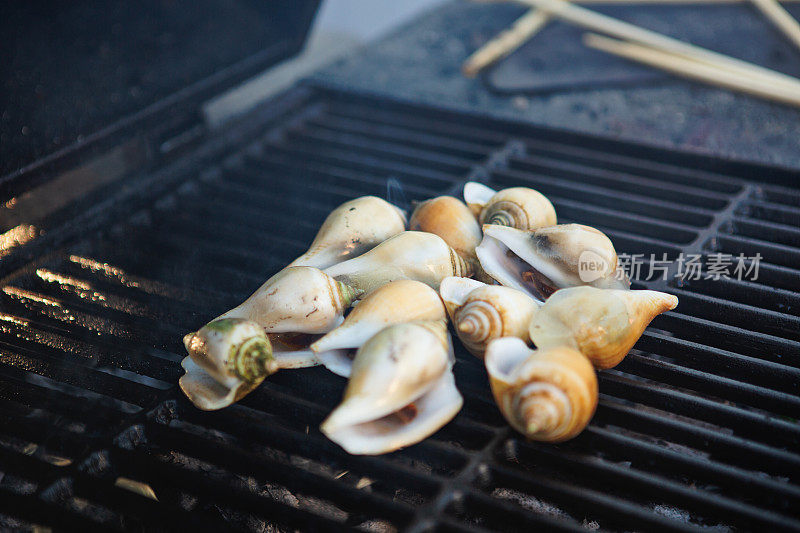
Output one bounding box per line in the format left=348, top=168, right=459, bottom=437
left=1, top=0, right=308, bottom=177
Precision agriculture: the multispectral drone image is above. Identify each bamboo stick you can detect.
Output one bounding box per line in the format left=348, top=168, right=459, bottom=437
left=474, top=0, right=800, bottom=5
left=578, top=0, right=800, bottom=3
left=463, top=9, right=551, bottom=77
left=511, top=0, right=800, bottom=91
left=584, top=33, right=800, bottom=107
left=750, top=0, right=800, bottom=50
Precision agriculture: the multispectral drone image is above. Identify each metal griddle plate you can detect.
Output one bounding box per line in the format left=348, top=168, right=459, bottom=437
left=0, top=86, right=798, bottom=531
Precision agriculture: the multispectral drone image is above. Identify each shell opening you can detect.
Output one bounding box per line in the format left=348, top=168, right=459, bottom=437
left=463, top=182, right=496, bottom=211
left=477, top=234, right=555, bottom=300
left=321, top=371, right=463, bottom=455
left=180, top=356, right=264, bottom=411
left=485, top=337, right=531, bottom=381
left=439, top=277, right=485, bottom=307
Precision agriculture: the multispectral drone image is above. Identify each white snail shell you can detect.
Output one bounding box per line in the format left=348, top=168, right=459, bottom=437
left=311, top=280, right=446, bottom=376
left=180, top=318, right=276, bottom=410
left=321, top=321, right=462, bottom=455
left=219, top=266, right=360, bottom=334
left=439, top=277, right=539, bottom=358
left=289, top=196, right=406, bottom=269
left=476, top=223, right=629, bottom=302
left=463, top=182, right=556, bottom=231
left=529, top=286, right=678, bottom=369
left=485, top=338, right=597, bottom=442
left=481, top=188, right=557, bottom=231
left=324, top=231, right=474, bottom=296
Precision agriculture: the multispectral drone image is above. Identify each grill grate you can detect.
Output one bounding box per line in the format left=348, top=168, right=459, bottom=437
left=0, top=87, right=799, bottom=531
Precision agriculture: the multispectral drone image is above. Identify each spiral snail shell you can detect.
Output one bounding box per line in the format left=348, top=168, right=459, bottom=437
left=215, top=266, right=361, bottom=334
left=485, top=338, right=597, bottom=442
left=180, top=267, right=360, bottom=408
left=439, top=277, right=539, bottom=358
left=180, top=318, right=276, bottom=410
left=324, top=231, right=474, bottom=295
left=210, top=266, right=359, bottom=337
left=476, top=223, right=629, bottom=301
left=409, top=196, right=482, bottom=264
left=321, top=320, right=462, bottom=455
left=529, top=286, right=678, bottom=369
left=463, top=182, right=557, bottom=231
left=463, top=182, right=496, bottom=218
left=220, top=267, right=361, bottom=333
left=289, top=196, right=406, bottom=269
left=311, top=280, right=447, bottom=377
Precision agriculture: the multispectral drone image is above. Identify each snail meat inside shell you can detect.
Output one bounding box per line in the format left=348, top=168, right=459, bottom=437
left=320, top=321, right=462, bottom=455
left=476, top=224, right=629, bottom=301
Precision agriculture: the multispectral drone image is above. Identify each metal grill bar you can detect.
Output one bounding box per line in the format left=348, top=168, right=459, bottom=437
left=509, top=155, right=732, bottom=208
left=493, top=168, right=716, bottom=226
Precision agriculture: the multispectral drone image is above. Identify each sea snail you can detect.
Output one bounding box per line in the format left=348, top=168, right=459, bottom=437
left=529, top=286, right=678, bottom=369
left=485, top=337, right=598, bottom=442
left=324, top=231, right=474, bottom=296
left=289, top=196, right=406, bottom=269
left=213, top=266, right=360, bottom=334
left=439, top=277, right=539, bottom=358
left=311, top=280, right=447, bottom=377
left=180, top=267, right=360, bottom=409
left=320, top=320, right=462, bottom=455
left=463, top=182, right=557, bottom=231
left=180, top=318, right=276, bottom=411
left=476, top=223, right=629, bottom=302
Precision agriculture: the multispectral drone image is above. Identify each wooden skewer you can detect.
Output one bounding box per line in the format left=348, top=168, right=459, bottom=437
left=461, top=0, right=800, bottom=78
left=473, top=0, right=800, bottom=4
left=510, top=0, right=800, bottom=91
left=750, top=0, right=800, bottom=50
left=473, top=0, right=800, bottom=3
left=462, top=9, right=551, bottom=77
left=584, top=33, right=800, bottom=107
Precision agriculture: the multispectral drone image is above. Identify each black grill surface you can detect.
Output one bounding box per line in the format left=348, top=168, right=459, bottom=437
left=0, top=87, right=799, bottom=532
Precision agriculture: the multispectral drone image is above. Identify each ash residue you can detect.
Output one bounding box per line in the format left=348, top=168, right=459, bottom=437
left=492, top=487, right=600, bottom=530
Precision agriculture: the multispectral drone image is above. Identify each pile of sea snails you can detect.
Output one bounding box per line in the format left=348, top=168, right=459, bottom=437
left=180, top=183, right=678, bottom=454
